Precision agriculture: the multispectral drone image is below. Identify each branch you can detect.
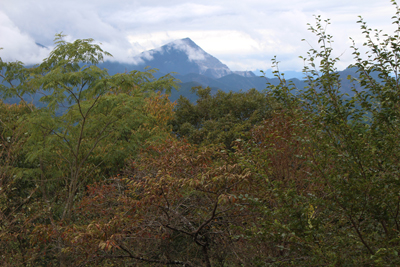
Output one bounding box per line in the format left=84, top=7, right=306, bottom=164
left=194, top=196, right=219, bottom=238
left=0, top=73, right=34, bottom=112
left=348, top=211, right=374, bottom=255
left=164, top=223, right=193, bottom=237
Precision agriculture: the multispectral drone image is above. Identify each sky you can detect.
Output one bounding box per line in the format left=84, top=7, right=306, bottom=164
left=0, top=0, right=397, bottom=73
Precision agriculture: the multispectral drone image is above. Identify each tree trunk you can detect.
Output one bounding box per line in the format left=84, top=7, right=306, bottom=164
left=202, top=245, right=211, bottom=267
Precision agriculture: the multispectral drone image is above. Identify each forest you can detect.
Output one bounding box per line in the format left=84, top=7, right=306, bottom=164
left=1, top=2, right=400, bottom=266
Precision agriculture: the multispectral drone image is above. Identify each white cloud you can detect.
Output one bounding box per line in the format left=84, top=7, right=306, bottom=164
left=0, top=0, right=398, bottom=71
left=168, top=39, right=206, bottom=61
left=108, top=3, right=224, bottom=25
left=0, top=10, right=50, bottom=64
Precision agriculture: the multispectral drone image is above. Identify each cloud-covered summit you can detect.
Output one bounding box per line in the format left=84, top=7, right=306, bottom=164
left=166, top=38, right=207, bottom=61
left=136, top=38, right=208, bottom=62
left=133, top=37, right=234, bottom=79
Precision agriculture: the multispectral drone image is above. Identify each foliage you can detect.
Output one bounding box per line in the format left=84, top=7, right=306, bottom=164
left=263, top=2, right=400, bottom=265
left=0, top=34, right=178, bottom=265
left=38, top=138, right=254, bottom=266
left=170, top=86, right=276, bottom=149
left=2, top=1, right=400, bottom=266
left=0, top=101, right=40, bottom=266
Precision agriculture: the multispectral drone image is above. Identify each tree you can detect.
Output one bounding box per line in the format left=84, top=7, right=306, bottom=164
left=262, top=2, right=400, bottom=264
left=0, top=101, right=42, bottom=266
left=0, top=34, right=178, bottom=265
left=4, top=1, right=400, bottom=265
left=170, top=86, right=276, bottom=149
left=30, top=137, right=254, bottom=266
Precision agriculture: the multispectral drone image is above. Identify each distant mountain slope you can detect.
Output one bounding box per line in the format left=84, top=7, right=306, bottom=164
left=3, top=38, right=379, bottom=107
left=217, top=74, right=267, bottom=92
left=128, top=38, right=255, bottom=79
left=175, top=73, right=231, bottom=91
left=94, top=38, right=309, bottom=98
left=131, top=38, right=232, bottom=79
left=233, top=71, right=256, bottom=77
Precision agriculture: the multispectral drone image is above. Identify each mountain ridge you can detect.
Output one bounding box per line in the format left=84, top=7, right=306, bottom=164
left=5, top=38, right=371, bottom=105
left=132, top=37, right=254, bottom=79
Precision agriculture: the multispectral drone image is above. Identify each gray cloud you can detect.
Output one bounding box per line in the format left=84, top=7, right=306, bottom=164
left=0, top=0, right=397, bottom=71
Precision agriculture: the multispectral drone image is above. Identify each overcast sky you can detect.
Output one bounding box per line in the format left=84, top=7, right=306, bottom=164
left=0, top=0, right=397, bottom=72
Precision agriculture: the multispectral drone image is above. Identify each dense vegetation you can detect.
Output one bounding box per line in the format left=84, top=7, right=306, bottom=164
left=170, top=86, right=277, bottom=149
left=2, top=2, right=400, bottom=266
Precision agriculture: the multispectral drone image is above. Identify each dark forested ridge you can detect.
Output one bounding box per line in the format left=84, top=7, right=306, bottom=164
left=2, top=62, right=368, bottom=106
left=2, top=2, right=400, bottom=266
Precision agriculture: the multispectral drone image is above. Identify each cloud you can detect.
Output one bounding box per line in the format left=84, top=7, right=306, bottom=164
left=0, top=0, right=398, bottom=71
left=0, top=10, right=50, bottom=64
left=108, top=3, right=224, bottom=25
left=168, top=39, right=206, bottom=61
left=135, top=50, right=155, bottom=62
left=0, top=0, right=140, bottom=64
left=132, top=38, right=207, bottom=63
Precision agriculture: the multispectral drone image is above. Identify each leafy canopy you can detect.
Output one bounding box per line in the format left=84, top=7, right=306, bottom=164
left=170, top=86, right=276, bottom=149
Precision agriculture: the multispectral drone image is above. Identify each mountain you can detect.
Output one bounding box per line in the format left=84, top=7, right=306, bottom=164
left=256, top=69, right=305, bottom=79
left=232, top=71, right=256, bottom=77
left=132, top=38, right=254, bottom=79
left=96, top=37, right=301, bottom=94
left=3, top=38, right=376, bottom=106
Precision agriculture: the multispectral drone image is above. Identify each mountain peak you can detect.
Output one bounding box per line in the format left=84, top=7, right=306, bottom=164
left=164, top=37, right=197, bottom=47
left=162, top=38, right=207, bottom=62
left=179, top=37, right=198, bottom=47
left=132, top=38, right=255, bottom=79
left=133, top=38, right=232, bottom=79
